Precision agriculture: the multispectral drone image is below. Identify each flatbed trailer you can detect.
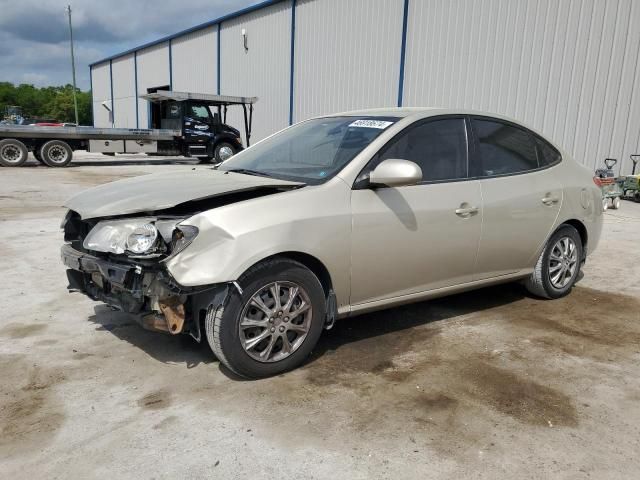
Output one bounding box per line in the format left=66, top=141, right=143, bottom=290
left=0, top=91, right=256, bottom=167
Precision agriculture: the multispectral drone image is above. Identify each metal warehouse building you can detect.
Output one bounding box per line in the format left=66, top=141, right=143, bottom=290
left=90, top=0, right=640, bottom=174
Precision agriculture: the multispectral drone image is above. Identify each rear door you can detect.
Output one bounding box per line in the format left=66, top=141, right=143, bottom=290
left=469, top=117, right=563, bottom=279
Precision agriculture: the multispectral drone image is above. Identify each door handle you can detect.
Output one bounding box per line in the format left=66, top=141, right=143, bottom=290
left=541, top=195, right=560, bottom=206
left=455, top=206, right=479, bottom=217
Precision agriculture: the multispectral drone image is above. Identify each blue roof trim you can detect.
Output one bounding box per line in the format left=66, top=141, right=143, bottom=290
left=288, top=0, right=296, bottom=125
left=89, top=0, right=285, bottom=67
left=397, top=0, right=409, bottom=107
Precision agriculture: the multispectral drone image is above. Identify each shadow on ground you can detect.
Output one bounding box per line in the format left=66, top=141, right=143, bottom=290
left=87, top=283, right=527, bottom=373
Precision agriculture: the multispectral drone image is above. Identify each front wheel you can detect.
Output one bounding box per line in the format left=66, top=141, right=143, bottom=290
left=214, top=142, right=236, bottom=164
left=206, top=258, right=326, bottom=378
left=524, top=225, right=583, bottom=299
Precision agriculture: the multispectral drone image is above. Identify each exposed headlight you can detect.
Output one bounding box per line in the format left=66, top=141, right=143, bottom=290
left=83, top=218, right=197, bottom=258
left=126, top=223, right=158, bottom=254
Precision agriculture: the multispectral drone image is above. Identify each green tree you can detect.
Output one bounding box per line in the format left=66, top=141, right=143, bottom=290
left=0, top=82, right=92, bottom=125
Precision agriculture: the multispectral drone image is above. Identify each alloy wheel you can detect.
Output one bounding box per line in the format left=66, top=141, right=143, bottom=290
left=239, top=281, right=312, bottom=363
left=548, top=236, right=578, bottom=289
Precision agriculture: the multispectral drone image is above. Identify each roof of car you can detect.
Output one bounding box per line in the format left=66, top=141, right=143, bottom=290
left=327, top=107, right=550, bottom=143
left=330, top=107, right=522, bottom=123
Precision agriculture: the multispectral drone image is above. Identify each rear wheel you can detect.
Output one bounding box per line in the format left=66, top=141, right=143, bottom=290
left=0, top=139, right=28, bottom=167
left=206, top=258, right=326, bottom=378
left=40, top=140, right=73, bottom=167
left=214, top=142, right=236, bottom=164
left=612, top=197, right=621, bottom=210
left=525, top=225, right=583, bottom=299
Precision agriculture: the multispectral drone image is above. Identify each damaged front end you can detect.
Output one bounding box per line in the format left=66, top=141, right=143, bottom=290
left=61, top=210, right=229, bottom=341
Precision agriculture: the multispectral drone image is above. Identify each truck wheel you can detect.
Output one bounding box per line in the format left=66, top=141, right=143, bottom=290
left=205, top=258, right=326, bottom=379
left=214, top=142, right=236, bottom=164
left=524, top=224, right=583, bottom=300
left=40, top=140, right=73, bottom=167
left=0, top=139, right=28, bottom=167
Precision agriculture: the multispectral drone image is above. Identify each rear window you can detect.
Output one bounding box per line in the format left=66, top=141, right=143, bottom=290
left=472, top=119, right=539, bottom=177
left=535, top=137, right=562, bottom=166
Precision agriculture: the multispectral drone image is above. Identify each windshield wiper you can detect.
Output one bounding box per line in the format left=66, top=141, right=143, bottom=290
left=224, top=168, right=273, bottom=178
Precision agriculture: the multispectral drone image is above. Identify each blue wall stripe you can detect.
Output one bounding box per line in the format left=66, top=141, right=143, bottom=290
left=168, top=39, right=173, bottom=90
left=89, top=66, right=94, bottom=126
left=134, top=51, right=139, bottom=128
left=288, top=0, right=296, bottom=125
left=109, top=59, right=115, bottom=124
left=217, top=25, right=221, bottom=94
left=397, top=0, right=410, bottom=107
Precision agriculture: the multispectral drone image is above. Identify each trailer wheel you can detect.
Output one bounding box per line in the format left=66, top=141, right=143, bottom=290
left=0, top=139, right=28, bottom=167
left=40, top=140, right=73, bottom=167
left=214, top=142, right=236, bottom=164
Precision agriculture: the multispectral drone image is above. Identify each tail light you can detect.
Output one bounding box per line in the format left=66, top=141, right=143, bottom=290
left=593, top=176, right=603, bottom=187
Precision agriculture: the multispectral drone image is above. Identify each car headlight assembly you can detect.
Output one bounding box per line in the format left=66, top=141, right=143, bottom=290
left=169, top=225, right=199, bottom=258
left=83, top=218, right=197, bottom=259
left=126, top=223, right=159, bottom=255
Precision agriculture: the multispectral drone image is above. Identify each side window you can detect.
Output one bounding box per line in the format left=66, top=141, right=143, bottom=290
left=535, top=137, right=562, bottom=166
left=378, top=118, right=468, bottom=182
left=472, top=119, right=538, bottom=177
left=188, top=104, right=211, bottom=122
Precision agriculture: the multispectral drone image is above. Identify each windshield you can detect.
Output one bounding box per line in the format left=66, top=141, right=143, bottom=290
left=218, top=116, right=398, bottom=184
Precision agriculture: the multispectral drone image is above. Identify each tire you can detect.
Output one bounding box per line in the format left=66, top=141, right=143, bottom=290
left=40, top=140, right=73, bottom=167
left=33, top=149, right=45, bottom=164
left=602, top=197, right=609, bottom=211
left=206, top=258, right=326, bottom=379
left=612, top=197, right=621, bottom=210
left=0, top=139, right=28, bottom=167
left=214, top=142, right=236, bottom=164
left=525, top=224, right=583, bottom=300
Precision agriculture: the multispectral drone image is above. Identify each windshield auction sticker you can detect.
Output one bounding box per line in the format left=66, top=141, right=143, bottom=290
left=348, top=119, right=394, bottom=129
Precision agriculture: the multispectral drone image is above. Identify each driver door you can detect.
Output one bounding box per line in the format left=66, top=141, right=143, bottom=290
left=183, top=103, right=214, bottom=153
left=349, top=117, right=483, bottom=306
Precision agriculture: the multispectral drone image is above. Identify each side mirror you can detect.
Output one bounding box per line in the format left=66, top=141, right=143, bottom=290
left=369, top=159, right=422, bottom=188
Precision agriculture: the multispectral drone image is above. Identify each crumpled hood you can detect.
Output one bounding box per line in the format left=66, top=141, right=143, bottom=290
left=65, top=169, right=303, bottom=219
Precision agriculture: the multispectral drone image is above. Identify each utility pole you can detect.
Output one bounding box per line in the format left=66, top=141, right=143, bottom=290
left=66, top=5, right=79, bottom=125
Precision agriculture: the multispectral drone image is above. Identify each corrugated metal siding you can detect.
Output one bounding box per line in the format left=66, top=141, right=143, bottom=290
left=403, top=0, right=640, bottom=175
left=293, top=0, right=405, bottom=122
left=172, top=26, right=218, bottom=94
left=220, top=2, right=291, bottom=143
left=136, top=43, right=170, bottom=128
left=111, top=54, right=136, bottom=128
left=91, top=62, right=111, bottom=127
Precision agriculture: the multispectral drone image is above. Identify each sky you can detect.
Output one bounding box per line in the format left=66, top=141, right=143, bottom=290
left=0, top=0, right=257, bottom=90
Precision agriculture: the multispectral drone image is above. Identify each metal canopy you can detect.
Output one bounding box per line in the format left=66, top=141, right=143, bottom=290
left=140, top=90, right=258, bottom=106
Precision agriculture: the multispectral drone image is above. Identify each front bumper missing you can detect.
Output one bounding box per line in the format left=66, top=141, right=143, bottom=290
left=61, top=244, right=230, bottom=341
left=61, top=244, right=187, bottom=334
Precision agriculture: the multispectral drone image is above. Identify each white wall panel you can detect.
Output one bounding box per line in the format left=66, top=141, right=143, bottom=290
left=111, top=54, right=137, bottom=128
left=220, top=2, right=291, bottom=144
left=403, top=0, right=640, bottom=174
left=136, top=43, right=170, bottom=128
left=293, top=0, right=404, bottom=122
left=90, top=62, right=111, bottom=127
left=172, top=26, right=218, bottom=94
